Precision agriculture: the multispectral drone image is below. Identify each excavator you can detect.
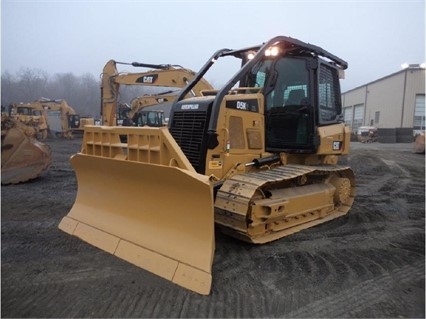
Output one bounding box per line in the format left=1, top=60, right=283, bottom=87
left=11, top=99, right=94, bottom=139
left=36, top=98, right=93, bottom=138
left=1, top=114, right=52, bottom=184
left=59, top=36, right=355, bottom=295
left=118, top=92, right=175, bottom=127
left=100, top=59, right=214, bottom=127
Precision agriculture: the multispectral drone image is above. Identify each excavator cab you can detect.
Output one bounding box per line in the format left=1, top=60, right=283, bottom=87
left=68, top=114, right=81, bottom=129
left=134, top=110, right=165, bottom=127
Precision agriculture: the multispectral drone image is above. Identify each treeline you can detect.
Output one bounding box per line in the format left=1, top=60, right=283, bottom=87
left=1, top=68, right=101, bottom=117
left=1, top=68, right=185, bottom=118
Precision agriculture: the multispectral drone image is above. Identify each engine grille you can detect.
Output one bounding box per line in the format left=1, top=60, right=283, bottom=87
left=169, top=110, right=209, bottom=173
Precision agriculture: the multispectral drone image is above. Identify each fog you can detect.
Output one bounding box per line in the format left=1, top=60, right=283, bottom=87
left=1, top=0, right=425, bottom=114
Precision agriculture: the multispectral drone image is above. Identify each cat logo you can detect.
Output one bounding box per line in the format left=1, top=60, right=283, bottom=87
left=136, top=74, right=158, bottom=84
left=142, top=76, right=154, bottom=83
left=332, top=141, right=342, bottom=150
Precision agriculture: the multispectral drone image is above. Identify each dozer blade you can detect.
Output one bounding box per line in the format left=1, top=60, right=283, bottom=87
left=59, top=153, right=214, bottom=295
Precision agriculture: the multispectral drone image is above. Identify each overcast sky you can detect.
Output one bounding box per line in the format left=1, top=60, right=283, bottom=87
left=1, top=0, right=425, bottom=92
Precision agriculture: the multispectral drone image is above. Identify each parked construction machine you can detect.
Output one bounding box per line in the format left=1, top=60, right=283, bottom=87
left=100, top=59, right=214, bottom=126
left=59, top=36, right=355, bottom=295
left=119, top=103, right=167, bottom=127
left=11, top=99, right=94, bottom=138
left=11, top=102, right=50, bottom=140
left=1, top=114, right=52, bottom=184
left=413, top=131, right=425, bottom=153
left=356, top=126, right=378, bottom=143
left=36, top=98, right=93, bottom=138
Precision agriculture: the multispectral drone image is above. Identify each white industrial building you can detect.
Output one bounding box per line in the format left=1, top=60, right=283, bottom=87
left=342, top=64, right=425, bottom=141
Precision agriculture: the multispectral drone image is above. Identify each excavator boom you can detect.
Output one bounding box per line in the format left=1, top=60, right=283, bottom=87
left=101, top=60, right=214, bottom=126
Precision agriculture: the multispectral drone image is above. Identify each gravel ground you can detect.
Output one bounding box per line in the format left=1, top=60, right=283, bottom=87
left=1, top=139, right=425, bottom=318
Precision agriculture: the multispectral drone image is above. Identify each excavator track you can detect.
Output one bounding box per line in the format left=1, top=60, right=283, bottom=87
left=215, top=164, right=355, bottom=243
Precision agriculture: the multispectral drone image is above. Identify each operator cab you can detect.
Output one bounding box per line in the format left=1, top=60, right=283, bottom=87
left=169, top=36, right=347, bottom=172
left=133, top=110, right=165, bottom=127
left=242, top=54, right=343, bottom=154
left=68, top=114, right=81, bottom=129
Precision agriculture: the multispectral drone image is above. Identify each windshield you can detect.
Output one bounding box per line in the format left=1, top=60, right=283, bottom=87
left=244, top=57, right=310, bottom=112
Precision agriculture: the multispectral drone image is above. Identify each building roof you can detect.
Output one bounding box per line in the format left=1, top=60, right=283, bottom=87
left=342, top=64, right=425, bottom=94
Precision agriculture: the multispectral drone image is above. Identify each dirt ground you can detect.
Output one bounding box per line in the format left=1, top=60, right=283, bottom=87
left=1, top=138, right=425, bottom=318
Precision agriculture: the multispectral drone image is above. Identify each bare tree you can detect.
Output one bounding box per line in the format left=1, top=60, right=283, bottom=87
left=1, top=71, right=17, bottom=108
left=17, top=68, right=49, bottom=102
left=78, top=73, right=101, bottom=117
left=1, top=69, right=101, bottom=118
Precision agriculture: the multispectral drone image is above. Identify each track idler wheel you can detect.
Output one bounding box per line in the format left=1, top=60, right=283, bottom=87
left=329, top=176, right=352, bottom=205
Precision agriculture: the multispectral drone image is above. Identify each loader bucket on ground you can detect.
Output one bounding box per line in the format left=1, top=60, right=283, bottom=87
left=59, top=126, right=215, bottom=295
left=1, top=126, right=52, bottom=185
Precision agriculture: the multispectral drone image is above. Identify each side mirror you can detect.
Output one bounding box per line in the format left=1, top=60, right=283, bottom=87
left=336, top=114, right=344, bottom=122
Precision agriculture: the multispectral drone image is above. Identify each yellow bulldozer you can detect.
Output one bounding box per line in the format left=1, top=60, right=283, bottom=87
left=59, top=36, right=355, bottom=295
left=1, top=114, right=52, bottom=184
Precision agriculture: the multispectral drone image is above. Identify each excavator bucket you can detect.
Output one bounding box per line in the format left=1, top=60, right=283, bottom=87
left=1, top=116, right=52, bottom=185
left=59, top=126, right=215, bottom=295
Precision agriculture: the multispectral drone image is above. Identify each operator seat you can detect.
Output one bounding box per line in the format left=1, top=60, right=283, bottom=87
left=285, top=89, right=306, bottom=106
left=267, top=89, right=310, bottom=148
